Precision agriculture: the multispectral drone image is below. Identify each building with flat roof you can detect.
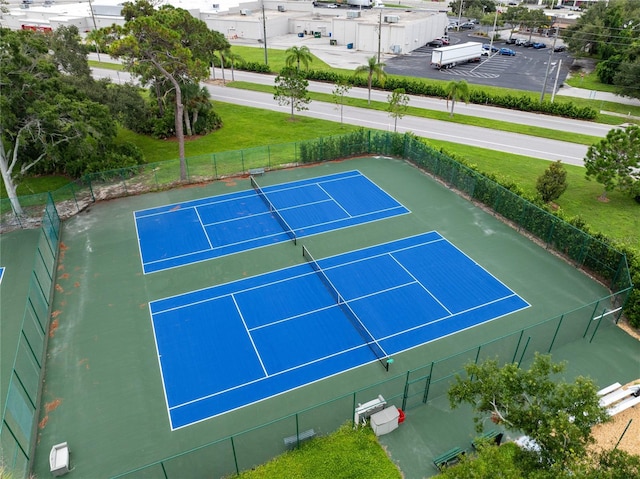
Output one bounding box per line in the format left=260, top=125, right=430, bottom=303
left=1, top=0, right=448, bottom=56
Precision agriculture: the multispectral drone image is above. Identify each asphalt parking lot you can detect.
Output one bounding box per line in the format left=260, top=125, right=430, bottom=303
left=385, top=31, right=572, bottom=93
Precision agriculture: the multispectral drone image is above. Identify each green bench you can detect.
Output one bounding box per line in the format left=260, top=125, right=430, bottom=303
left=433, top=446, right=465, bottom=470
left=472, top=429, right=503, bottom=449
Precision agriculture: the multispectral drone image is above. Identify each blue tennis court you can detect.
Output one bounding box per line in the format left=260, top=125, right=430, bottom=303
left=134, top=171, right=409, bottom=274
left=150, top=232, right=530, bottom=430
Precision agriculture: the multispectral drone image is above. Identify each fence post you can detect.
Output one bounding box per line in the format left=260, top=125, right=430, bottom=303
left=230, top=436, right=239, bottom=475
left=547, top=315, right=564, bottom=353
left=160, top=462, right=169, bottom=479
left=518, top=337, right=531, bottom=364
left=512, top=330, right=524, bottom=364
left=422, top=362, right=434, bottom=403
left=401, top=370, right=410, bottom=410
left=583, top=301, right=600, bottom=338
left=352, top=393, right=357, bottom=427
left=589, top=309, right=607, bottom=343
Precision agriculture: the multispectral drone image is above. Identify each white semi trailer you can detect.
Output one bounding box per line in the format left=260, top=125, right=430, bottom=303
left=346, top=0, right=374, bottom=7
left=430, top=42, right=483, bottom=69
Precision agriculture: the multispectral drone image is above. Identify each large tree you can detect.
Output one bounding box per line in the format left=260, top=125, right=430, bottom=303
left=0, top=28, right=121, bottom=216
left=584, top=125, right=640, bottom=200
left=97, top=0, right=228, bottom=180
left=354, top=56, right=386, bottom=105
left=563, top=0, right=640, bottom=97
left=448, top=353, right=609, bottom=468
left=273, top=67, right=311, bottom=121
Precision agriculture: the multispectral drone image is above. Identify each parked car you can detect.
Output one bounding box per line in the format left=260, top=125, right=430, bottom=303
left=532, top=42, right=547, bottom=49
left=522, top=41, right=534, bottom=47
left=499, top=48, right=516, bottom=56
left=438, top=37, right=450, bottom=45
left=459, top=22, right=476, bottom=30
left=482, top=44, right=500, bottom=53
left=505, top=38, right=517, bottom=45
left=553, top=45, right=566, bottom=52
left=427, top=39, right=444, bottom=47
left=515, top=38, right=527, bottom=46
left=327, top=3, right=338, bottom=7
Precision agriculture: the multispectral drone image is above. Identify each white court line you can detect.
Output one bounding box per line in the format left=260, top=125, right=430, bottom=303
left=169, top=337, right=369, bottom=412
left=389, top=253, right=453, bottom=316
left=232, top=293, right=268, bottom=377
left=249, top=302, right=339, bottom=331
left=378, top=293, right=526, bottom=344
left=143, top=225, right=285, bottom=269
left=151, top=236, right=444, bottom=314
left=148, top=302, right=174, bottom=430
left=318, top=183, right=351, bottom=217
left=194, top=206, right=213, bottom=250
left=133, top=189, right=256, bottom=219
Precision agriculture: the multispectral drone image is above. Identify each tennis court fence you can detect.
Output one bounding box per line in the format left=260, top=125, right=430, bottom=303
left=0, top=195, right=60, bottom=478
left=0, top=130, right=631, bottom=294
left=0, top=131, right=634, bottom=478
left=107, top=292, right=627, bottom=479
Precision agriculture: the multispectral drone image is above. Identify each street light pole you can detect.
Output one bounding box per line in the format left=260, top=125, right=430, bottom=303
left=456, top=0, right=463, bottom=31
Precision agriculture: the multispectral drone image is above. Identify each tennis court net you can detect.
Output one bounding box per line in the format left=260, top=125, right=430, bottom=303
left=250, top=176, right=297, bottom=245
left=302, top=245, right=391, bottom=371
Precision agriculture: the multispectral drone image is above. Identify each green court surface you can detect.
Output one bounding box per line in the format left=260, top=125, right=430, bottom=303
left=0, top=229, right=42, bottom=422
left=26, top=157, right=636, bottom=478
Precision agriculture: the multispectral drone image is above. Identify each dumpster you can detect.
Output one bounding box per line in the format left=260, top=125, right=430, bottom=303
left=347, top=43, right=353, bottom=49
left=330, top=39, right=337, bottom=46
left=314, top=32, right=321, bottom=38
left=297, top=32, right=304, bottom=37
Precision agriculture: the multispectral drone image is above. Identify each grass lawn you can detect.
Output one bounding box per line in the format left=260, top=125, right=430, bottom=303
left=228, top=81, right=602, bottom=145
left=8, top=53, right=639, bottom=247
left=231, top=424, right=402, bottom=479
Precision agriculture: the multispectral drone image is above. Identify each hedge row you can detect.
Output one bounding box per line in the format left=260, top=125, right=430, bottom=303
left=297, top=130, right=638, bottom=328
left=232, top=62, right=597, bottom=120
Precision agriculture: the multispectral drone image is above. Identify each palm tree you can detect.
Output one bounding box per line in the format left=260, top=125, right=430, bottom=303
left=445, top=79, right=470, bottom=117
left=285, top=45, right=313, bottom=72
left=354, top=56, right=386, bottom=105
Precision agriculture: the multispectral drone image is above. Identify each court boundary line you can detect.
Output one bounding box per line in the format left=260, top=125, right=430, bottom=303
left=133, top=171, right=363, bottom=220
left=149, top=233, right=448, bottom=313
left=232, top=294, right=268, bottom=377
left=389, top=253, right=454, bottom=315
left=152, top=231, right=530, bottom=429
left=136, top=170, right=411, bottom=274
left=168, top=334, right=372, bottom=413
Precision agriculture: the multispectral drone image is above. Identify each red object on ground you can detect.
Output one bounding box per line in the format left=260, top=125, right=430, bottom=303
left=397, top=408, right=405, bottom=424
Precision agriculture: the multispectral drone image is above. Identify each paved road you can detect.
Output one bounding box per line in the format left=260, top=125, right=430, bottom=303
left=94, top=66, right=599, bottom=166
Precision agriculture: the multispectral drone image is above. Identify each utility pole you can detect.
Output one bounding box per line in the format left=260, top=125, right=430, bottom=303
left=540, top=20, right=559, bottom=103
left=88, top=0, right=101, bottom=62
left=377, top=10, right=382, bottom=65
left=456, top=0, right=463, bottom=31
left=262, top=1, right=268, bottom=66
left=489, top=1, right=500, bottom=54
